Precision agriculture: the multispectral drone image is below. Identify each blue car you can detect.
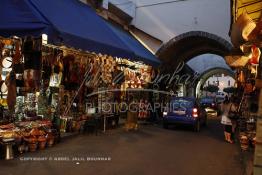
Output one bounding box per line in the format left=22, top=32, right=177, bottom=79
left=200, top=97, right=217, bottom=110
left=163, top=97, right=207, bottom=132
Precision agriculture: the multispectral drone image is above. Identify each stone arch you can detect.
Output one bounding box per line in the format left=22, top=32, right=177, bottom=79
left=156, top=31, right=233, bottom=72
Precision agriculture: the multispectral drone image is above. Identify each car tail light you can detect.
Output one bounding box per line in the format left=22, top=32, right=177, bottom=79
left=192, top=108, right=198, bottom=118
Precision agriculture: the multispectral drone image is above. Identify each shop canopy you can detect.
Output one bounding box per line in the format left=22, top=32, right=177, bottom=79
left=0, top=0, right=160, bottom=66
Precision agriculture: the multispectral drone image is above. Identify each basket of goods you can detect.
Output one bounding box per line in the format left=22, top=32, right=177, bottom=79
left=38, top=135, right=47, bottom=150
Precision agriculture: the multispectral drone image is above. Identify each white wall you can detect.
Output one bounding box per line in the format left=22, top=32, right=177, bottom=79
left=103, top=0, right=136, bottom=18
left=204, top=74, right=235, bottom=91
left=108, top=0, right=231, bottom=44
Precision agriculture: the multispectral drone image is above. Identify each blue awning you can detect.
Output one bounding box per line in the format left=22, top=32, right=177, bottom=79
left=0, top=0, right=160, bottom=66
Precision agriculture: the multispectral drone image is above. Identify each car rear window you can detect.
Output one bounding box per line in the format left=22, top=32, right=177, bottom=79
left=200, top=98, right=214, bottom=103
left=171, top=99, right=194, bottom=109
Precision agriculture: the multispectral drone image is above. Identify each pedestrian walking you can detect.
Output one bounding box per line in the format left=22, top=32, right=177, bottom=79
left=228, top=97, right=239, bottom=141
left=221, top=98, right=233, bottom=143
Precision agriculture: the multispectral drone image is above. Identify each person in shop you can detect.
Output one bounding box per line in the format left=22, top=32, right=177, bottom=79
left=221, top=98, right=234, bottom=143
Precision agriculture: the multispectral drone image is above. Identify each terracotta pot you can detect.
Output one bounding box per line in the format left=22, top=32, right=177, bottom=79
left=25, top=136, right=37, bottom=144
left=47, top=138, right=54, bottom=147
left=29, top=143, right=37, bottom=152
left=38, top=141, right=46, bottom=150
left=38, top=135, right=46, bottom=142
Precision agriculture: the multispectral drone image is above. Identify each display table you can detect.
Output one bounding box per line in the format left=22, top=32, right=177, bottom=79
left=1, top=138, right=15, bottom=160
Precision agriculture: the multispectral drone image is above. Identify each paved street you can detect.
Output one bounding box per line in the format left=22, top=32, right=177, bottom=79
left=0, top=117, right=244, bottom=175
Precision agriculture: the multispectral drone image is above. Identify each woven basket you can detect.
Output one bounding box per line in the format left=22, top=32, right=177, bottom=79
left=231, top=13, right=256, bottom=47
left=237, top=12, right=256, bottom=40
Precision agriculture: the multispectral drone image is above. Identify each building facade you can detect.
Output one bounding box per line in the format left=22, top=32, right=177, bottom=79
left=204, top=73, right=235, bottom=91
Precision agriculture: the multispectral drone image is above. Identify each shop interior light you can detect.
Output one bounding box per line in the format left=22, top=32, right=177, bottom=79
left=2, top=56, right=13, bottom=68
left=0, top=81, right=8, bottom=94
left=42, top=34, right=48, bottom=44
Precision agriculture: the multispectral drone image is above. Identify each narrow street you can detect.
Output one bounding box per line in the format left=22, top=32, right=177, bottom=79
left=0, top=117, right=244, bottom=175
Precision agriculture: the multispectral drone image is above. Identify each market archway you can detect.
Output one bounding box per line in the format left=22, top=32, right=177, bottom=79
left=156, top=31, right=233, bottom=73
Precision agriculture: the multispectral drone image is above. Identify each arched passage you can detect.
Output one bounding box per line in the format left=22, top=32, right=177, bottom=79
left=156, top=31, right=233, bottom=72
left=195, top=67, right=235, bottom=98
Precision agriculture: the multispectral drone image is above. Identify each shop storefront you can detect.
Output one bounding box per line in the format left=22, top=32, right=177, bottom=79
left=0, top=0, right=160, bottom=160
left=0, top=36, right=156, bottom=160
left=227, top=3, right=262, bottom=174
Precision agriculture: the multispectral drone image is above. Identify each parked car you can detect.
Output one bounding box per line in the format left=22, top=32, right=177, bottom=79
left=199, top=97, right=217, bottom=110
left=216, top=91, right=226, bottom=99
left=204, top=107, right=218, bottom=117
left=199, top=97, right=218, bottom=117
left=162, top=97, right=207, bottom=132
left=216, top=96, right=225, bottom=104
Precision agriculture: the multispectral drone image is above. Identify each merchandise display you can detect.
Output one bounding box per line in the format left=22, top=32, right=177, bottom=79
left=0, top=34, right=155, bottom=160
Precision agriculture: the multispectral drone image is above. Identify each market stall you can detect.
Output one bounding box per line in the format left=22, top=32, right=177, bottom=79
left=0, top=34, right=157, bottom=159
left=227, top=11, right=262, bottom=173
left=0, top=0, right=160, bottom=160
left=0, top=37, right=60, bottom=159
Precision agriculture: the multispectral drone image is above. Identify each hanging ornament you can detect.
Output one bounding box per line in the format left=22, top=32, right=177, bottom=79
left=249, top=45, right=261, bottom=65
left=238, top=70, right=245, bottom=83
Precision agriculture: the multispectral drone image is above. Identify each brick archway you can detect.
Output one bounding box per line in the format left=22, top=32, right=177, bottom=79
left=156, top=31, right=233, bottom=72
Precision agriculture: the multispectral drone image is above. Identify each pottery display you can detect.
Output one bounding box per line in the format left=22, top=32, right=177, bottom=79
left=28, top=143, right=37, bottom=152
left=18, top=144, right=25, bottom=154
left=46, top=133, right=55, bottom=147
left=47, top=138, right=54, bottom=147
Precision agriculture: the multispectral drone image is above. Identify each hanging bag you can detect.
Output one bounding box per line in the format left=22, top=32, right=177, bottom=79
left=228, top=104, right=238, bottom=120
